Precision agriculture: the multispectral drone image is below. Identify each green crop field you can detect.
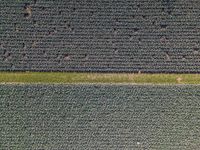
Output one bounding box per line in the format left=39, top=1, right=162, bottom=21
left=1, top=84, right=200, bottom=149
left=1, top=72, right=200, bottom=149
left=1, top=0, right=200, bottom=149
left=0, top=72, right=199, bottom=84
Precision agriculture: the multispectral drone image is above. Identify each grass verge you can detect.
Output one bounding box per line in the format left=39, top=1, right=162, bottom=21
left=0, top=72, right=199, bottom=84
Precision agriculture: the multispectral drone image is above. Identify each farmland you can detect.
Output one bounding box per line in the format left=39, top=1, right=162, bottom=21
left=1, top=0, right=200, bottom=150
left=1, top=84, right=200, bottom=149
left=1, top=0, right=200, bottom=72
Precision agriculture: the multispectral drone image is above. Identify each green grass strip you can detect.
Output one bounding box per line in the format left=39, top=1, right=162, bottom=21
left=0, top=72, right=199, bottom=84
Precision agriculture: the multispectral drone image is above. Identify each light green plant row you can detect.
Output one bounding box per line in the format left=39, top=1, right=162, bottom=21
left=0, top=72, right=199, bottom=84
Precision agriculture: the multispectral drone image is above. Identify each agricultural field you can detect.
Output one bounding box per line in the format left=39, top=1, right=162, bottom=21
left=1, top=0, right=200, bottom=150
left=1, top=84, right=200, bottom=149
left=1, top=0, right=200, bottom=72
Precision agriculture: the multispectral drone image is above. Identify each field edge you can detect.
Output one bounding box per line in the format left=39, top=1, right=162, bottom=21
left=0, top=72, right=199, bottom=84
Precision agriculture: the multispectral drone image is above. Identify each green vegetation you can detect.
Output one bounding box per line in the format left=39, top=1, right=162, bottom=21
left=0, top=72, right=200, bottom=84
left=1, top=84, right=200, bottom=149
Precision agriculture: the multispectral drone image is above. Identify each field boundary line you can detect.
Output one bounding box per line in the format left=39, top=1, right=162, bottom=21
left=0, top=72, right=199, bottom=84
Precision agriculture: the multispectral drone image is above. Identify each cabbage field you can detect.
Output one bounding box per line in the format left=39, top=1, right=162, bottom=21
left=0, top=0, right=200, bottom=72
left=1, top=84, right=200, bottom=149
left=1, top=1, right=200, bottom=149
